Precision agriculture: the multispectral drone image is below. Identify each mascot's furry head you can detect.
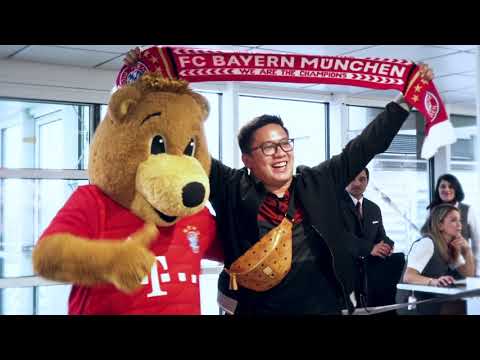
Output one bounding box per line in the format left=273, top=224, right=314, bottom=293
left=89, top=72, right=211, bottom=226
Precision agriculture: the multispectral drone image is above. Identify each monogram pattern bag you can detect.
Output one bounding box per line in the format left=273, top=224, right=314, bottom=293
left=224, top=188, right=296, bottom=292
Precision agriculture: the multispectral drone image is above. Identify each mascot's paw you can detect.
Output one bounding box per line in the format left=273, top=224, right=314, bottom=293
left=106, top=223, right=159, bottom=293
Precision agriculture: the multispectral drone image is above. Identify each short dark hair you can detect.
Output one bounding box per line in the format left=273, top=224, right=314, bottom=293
left=353, top=168, right=369, bottom=181
left=237, top=115, right=289, bottom=154
left=362, top=168, right=369, bottom=181
left=427, top=173, right=465, bottom=209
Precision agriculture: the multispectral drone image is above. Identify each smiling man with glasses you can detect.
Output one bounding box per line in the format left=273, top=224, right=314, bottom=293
left=210, top=64, right=434, bottom=315
left=240, top=120, right=296, bottom=197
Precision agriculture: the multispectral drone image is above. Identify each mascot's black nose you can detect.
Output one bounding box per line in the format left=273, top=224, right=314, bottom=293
left=182, top=182, right=205, bottom=208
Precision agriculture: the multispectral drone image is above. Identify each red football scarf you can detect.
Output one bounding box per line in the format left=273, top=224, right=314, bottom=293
left=116, top=46, right=456, bottom=158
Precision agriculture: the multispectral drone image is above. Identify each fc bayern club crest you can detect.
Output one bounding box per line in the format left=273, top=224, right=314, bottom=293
left=425, top=91, right=440, bottom=121
left=183, top=225, right=200, bottom=253
left=116, top=61, right=149, bottom=87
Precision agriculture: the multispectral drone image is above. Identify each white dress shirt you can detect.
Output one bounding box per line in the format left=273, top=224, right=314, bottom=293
left=348, top=193, right=363, bottom=209
left=407, top=237, right=466, bottom=274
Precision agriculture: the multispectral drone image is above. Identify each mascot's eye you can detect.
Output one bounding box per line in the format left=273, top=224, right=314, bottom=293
left=184, top=138, right=196, bottom=157
left=151, top=135, right=167, bottom=155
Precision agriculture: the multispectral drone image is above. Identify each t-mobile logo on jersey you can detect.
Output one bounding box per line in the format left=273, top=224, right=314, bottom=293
left=141, top=256, right=199, bottom=297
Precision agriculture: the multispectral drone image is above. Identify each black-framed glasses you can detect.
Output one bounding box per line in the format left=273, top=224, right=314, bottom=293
left=250, top=138, right=295, bottom=156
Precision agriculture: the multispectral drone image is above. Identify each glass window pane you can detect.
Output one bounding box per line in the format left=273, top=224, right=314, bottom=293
left=200, top=92, right=220, bottom=159
left=100, top=104, right=108, bottom=121
left=2, top=125, right=22, bottom=167
left=0, top=99, right=90, bottom=170
left=198, top=92, right=221, bottom=314
left=449, top=114, right=478, bottom=205
left=200, top=272, right=220, bottom=315
left=0, top=98, right=91, bottom=314
left=239, top=96, right=327, bottom=168
left=0, top=285, right=72, bottom=315
left=39, top=120, right=63, bottom=168
left=0, top=178, right=86, bottom=314
left=36, top=285, right=71, bottom=315
left=347, top=106, right=429, bottom=254
left=0, top=288, right=34, bottom=315
left=1, top=179, right=87, bottom=277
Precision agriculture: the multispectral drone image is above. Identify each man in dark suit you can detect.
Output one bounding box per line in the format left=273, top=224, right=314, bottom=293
left=341, top=168, right=404, bottom=310
left=342, top=168, right=394, bottom=259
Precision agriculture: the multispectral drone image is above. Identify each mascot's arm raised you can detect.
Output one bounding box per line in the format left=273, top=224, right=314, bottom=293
left=32, top=187, right=158, bottom=293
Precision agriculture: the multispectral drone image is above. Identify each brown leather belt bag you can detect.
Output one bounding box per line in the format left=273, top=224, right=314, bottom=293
left=225, top=187, right=296, bottom=292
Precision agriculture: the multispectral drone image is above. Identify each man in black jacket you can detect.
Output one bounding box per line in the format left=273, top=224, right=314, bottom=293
left=341, top=168, right=405, bottom=309
left=212, top=64, right=433, bottom=315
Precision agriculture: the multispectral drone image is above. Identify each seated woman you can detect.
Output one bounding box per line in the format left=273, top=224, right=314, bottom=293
left=423, top=174, right=479, bottom=276
left=397, top=204, right=475, bottom=315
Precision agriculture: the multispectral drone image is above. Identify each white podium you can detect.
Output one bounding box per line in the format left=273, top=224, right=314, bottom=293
left=396, top=277, right=480, bottom=315
left=466, top=277, right=480, bottom=315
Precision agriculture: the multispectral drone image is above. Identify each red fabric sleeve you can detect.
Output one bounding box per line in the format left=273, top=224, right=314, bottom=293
left=39, top=186, right=102, bottom=242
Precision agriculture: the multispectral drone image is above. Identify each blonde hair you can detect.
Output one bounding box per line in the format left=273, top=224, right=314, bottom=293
left=421, top=203, right=460, bottom=262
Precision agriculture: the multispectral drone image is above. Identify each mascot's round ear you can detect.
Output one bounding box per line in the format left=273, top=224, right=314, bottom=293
left=190, top=92, right=210, bottom=121
left=108, top=86, right=142, bottom=124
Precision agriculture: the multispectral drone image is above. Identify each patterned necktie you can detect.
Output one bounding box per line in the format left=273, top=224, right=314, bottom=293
left=356, top=201, right=363, bottom=220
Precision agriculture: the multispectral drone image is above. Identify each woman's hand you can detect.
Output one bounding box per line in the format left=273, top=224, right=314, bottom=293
left=430, top=275, right=455, bottom=287
left=450, top=235, right=471, bottom=256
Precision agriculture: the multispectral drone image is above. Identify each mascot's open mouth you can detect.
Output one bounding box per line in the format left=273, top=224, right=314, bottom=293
left=154, top=209, right=178, bottom=223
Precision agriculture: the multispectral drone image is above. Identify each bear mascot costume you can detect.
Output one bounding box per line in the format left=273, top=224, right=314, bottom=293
left=32, top=72, right=222, bottom=315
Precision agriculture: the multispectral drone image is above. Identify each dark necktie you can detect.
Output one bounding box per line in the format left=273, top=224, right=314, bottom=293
left=356, top=201, right=363, bottom=220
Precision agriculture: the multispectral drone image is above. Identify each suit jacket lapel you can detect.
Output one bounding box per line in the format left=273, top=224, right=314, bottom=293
left=361, top=200, right=370, bottom=233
